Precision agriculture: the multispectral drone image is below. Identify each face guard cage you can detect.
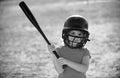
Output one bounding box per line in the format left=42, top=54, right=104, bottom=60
left=62, top=30, right=90, bottom=49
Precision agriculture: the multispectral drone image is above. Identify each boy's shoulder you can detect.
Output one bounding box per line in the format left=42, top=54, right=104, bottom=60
left=56, top=45, right=65, bottom=50
left=82, top=47, right=91, bottom=58
left=82, top=47, right=89, bottom=51
left=55, top=46, right=65, bottom=56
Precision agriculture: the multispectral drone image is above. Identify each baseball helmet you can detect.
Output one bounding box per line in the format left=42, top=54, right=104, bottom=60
left=62, top=15, right=90, bottom=48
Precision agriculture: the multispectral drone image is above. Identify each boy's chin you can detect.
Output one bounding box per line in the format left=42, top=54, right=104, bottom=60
left=69, top=42, right=78, bottom=47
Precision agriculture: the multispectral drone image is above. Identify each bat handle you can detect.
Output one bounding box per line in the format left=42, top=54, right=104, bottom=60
left=52, top=49, right=67, bottom=69
left=52, top=50, right=59, bottom=58
left=53, top=51, right=67, bottom=69
left=48, top=43, right=59, bottom=58
left=53, top=50, right=67, bottom=69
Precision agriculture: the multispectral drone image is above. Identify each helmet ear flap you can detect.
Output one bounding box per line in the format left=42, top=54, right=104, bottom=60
left=62, top=30, right=65, bottom=39
left=62, top=29, right=70, bottom=39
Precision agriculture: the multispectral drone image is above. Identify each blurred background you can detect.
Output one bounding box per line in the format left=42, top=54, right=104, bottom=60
left=0, top=0, right=120, bottom=78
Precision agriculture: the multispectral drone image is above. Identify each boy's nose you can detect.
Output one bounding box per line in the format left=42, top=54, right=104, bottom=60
left=74, top=38, right=81, bottom=42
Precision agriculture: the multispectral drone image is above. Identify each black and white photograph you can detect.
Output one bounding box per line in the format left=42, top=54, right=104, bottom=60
left=0, top=0, right=120, bottom=78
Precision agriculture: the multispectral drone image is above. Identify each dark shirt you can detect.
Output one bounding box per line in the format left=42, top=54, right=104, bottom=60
left=56, top=46, right=91, bottom=78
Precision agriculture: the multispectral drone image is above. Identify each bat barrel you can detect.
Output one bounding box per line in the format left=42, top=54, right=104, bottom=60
left=19, top=1, right=51, bottom=45
left=19, top=1, right=60, bottom=59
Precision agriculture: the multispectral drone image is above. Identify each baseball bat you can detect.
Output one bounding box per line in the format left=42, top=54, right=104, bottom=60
left=19, top=1, right=60, bottom=58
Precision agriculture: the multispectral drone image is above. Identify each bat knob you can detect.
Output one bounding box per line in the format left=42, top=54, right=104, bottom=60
left=63, top=65, right=67, bottom=69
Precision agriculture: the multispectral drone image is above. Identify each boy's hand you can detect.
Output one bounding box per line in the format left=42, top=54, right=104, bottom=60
left=57, top=57, right=69, bottom=65
left=47, top=44, right=56, bottom=53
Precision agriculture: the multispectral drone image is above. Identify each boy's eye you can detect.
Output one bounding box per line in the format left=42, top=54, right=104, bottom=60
left=78, top=33, right=82, bottom=36
left=69, top=30, right=84, bottom=37
left=71, top=32, right=75, bottom=35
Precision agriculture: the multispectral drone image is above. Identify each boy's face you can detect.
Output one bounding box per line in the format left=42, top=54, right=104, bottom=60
left=67, top=30, right=84, bottom=47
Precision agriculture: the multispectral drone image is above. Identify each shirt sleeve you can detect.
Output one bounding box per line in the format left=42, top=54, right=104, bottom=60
left=84, top=48, right=91, bottom=59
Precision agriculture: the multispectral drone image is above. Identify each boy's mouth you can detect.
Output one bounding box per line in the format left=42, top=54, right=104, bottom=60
left=68, top=35, right=82, bottom=43
left=69, top=41, right=79, bottom=47
left=69, top=38, right=82, bottom=43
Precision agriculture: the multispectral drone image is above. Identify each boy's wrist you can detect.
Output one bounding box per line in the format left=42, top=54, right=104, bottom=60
left=65, top=59, right=71, bottom=66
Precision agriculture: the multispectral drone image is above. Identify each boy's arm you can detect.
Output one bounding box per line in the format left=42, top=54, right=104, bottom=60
left=51, top=54, right=64, bottom=74
left=67, top=56, right=90, bottom=73
left=47, top=45, right=64, bottom=73
left=58, top=49, right=91, bottom=73
left=58, top=56, right=90, bottom=73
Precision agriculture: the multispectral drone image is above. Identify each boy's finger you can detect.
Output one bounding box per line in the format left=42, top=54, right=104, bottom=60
left=48, top=44, right=54, bottom=48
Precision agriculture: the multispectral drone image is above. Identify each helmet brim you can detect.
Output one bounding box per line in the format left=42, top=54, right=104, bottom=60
left=63, top=27, right=89, bottom=35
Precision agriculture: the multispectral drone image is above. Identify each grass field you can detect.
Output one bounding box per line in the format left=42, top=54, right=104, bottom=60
left=0, top=0, right=120, bottom=78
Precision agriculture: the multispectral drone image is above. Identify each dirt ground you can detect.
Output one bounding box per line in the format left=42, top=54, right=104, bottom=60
left=0, top=0, right=120, bottom=78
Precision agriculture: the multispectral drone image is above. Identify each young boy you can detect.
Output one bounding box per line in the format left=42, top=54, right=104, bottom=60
left=48, top=15, right=91, bottom=78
